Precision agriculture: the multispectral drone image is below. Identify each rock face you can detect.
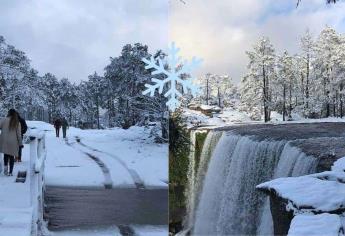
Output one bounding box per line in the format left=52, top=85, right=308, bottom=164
left=270, top=193, right=294, bottom=236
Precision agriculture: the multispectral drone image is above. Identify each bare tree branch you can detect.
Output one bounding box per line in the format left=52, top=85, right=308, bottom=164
left=297, top=0, right=337, bottom=7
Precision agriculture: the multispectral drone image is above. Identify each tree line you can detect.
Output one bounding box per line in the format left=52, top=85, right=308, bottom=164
left=196, top=73, right=238, bottom=108
left=240, top=26, right=345, bottom=121
left=0, top=36, right=168, bottom=138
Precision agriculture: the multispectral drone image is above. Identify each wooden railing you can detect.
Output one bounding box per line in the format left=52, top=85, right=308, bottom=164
left=27, top=129, right=46, bottom=235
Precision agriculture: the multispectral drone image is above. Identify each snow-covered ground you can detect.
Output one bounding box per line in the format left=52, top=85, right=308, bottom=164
left=0, top=121, right=168, bottom=236
left=0, top=142, right=32, bottom=236
left=183, top=107, right=252, bottom=128
left=183, top=107, right=345, bottom=128
left=28, top=121, right=168, bottom=188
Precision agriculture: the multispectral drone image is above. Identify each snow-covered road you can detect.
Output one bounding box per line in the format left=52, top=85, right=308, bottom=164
left=27, top=121, right=168, bottom=236
left=28, top=121, right=168, bottom=189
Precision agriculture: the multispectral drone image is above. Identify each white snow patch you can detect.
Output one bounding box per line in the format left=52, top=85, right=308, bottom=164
left=132, top=225, right=168, bottom=236
left=332, top=157, right=345, bottom=172
left=288, top=213, right=343, bottom=236
left=257, top=175, right=345, bottom=212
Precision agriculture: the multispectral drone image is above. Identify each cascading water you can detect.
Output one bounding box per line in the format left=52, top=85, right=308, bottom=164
left=187, top=131, right=318, bottom=236
left=185, top=129, right=197, bottom=231
left=185, top=130, right=222, bottom=228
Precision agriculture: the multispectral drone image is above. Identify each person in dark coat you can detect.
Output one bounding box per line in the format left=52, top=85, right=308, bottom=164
left=54, top=118, right=62, bottom=137
left=61, top=117, right=69, bottom=139
left=16, top=112, right=27, bottom=162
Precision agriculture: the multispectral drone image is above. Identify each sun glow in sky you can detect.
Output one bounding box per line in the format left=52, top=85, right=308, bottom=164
left=170, top=0, right=345, bottom=83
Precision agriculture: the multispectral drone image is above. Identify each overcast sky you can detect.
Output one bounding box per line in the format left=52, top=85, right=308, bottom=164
left=0, top=0, right=168, bottom=82
left=1, top=1, right=345, bottom=84
left=171, top=0, right=345, bottom=83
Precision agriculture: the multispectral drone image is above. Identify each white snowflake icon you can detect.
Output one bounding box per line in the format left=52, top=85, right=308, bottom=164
left=142, top=42, right=202, bottom=111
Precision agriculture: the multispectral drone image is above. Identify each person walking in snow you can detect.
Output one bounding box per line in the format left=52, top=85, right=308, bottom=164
left=16, top=112, right=27, bottom=162
left=61, top=117, right=69, bottom=139
left=54, top=118, right=62, bottom=137
left=0, top=109, right=22, bottom=176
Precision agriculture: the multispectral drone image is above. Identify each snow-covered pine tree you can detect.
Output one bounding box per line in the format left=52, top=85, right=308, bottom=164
left=41, top=73, right=62, bottom=122
left=313, top=26, right=341, bottom=117
left=242, top=37, right=276, bottom=122
left=104, top=43, right=167, bottom=134
left=59, top=78, right=80, bottom=125
left=239, top=72, right=262, bottom=120
left=209, top=74, right=236, bottom=108
left=276, top=51, right=295, bottom=121
left=300, top=30, right=315, bottom=113
left=198, top=73, right=212, bottom=105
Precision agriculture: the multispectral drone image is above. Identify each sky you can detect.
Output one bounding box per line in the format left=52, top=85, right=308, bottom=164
left=1, top=1, right=345, bottom=84
left=0, top=0, right=168, bottom=82
left=170, top=0, right=345, bottom=83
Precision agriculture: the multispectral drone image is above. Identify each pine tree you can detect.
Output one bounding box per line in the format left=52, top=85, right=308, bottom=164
left=313, top=26, right=341, bottom=117
left=243, top=37, right=275, bottom=122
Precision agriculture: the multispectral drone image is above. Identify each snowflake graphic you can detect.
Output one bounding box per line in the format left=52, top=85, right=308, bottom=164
left=142, top=42, right=202, bottom=111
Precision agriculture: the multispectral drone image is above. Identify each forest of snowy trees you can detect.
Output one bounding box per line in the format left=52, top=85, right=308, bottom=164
left=196, top=73, right=239, bottom=108
left=240, top=26, right=345, bottom=121
left=0, top=36, right=167, bottom=138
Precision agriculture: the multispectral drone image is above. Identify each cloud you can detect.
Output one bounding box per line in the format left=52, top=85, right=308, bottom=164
left=0, top=0, right=168, bottom=82
left=171, top=0, right=345, bottom=83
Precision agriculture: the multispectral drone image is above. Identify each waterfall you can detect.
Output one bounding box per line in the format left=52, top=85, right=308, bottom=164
left=185, top=130, right=222, bottom=228
left=190, top=132, right=318, bottom=236
left=185, top=129, right=197, bottom=232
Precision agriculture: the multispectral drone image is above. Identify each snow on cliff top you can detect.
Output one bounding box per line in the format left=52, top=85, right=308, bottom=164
left=257, top=175, right=345, bottom=212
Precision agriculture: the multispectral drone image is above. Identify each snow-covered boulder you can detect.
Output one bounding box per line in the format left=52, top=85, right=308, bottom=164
left=288, top=213, right=344, bottom=236
left=257, top=175, right=345, bottom=213
left=257, top=157, right=345, bottom=236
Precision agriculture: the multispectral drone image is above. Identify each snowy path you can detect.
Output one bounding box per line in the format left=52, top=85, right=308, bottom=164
left=0, top=145, right=32, bottom=236
left=73, top=137, right=145, bottom=189
left=24, top=122, right=169, bottom=235
left=37, top=122, right=168, bottom=188
left=65, top=139, right=114, bottom=189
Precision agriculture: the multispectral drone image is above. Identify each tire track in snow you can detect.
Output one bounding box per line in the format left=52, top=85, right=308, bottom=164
left=65, top=140, right=113, bottom=189
left=74, top=136, right=145, bottom=189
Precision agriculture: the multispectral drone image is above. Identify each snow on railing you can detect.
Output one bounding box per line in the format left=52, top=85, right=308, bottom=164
left=26, top=128, right=46, bottom=235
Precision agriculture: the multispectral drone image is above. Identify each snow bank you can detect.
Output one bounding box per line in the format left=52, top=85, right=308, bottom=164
left=258, top=156, right=345, bottom=235
left=0, top=208, right=33, bottom=236
left=288, top=213, right=343, bottom=236
left=182, top=108, right=251, bottom=128
left=257, top=175, right=345, bottom=212
left=332, top=156, right=345, bottom=172
left=183, top=105, right=345, bottom=129
left=27, top=120, right=55, bottom=131
left=218, top=108, right=251, bottom=123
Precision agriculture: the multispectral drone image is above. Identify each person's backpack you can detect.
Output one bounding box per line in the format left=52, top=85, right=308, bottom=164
left=19, top=117, right=28, bottom=134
